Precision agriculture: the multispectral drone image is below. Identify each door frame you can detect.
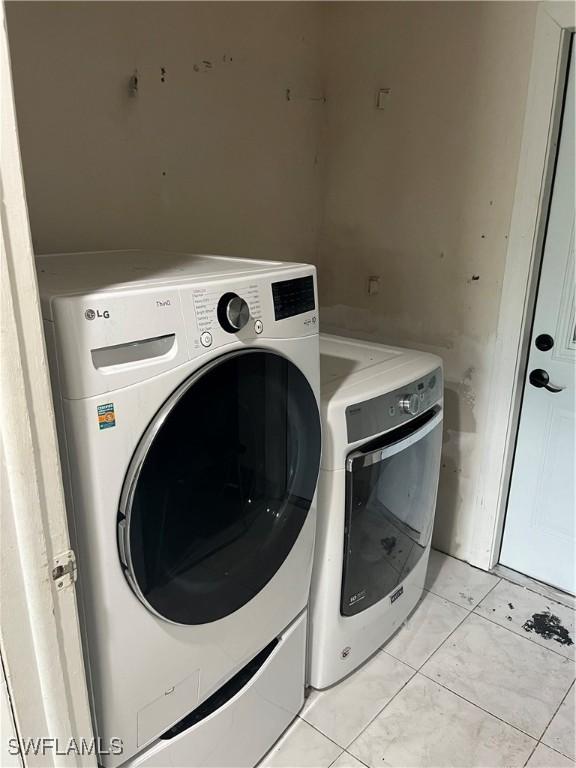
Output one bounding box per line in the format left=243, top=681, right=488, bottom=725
left=1, top=4, right=96, bottom=765
left=474, top=2, right=575, bottom=572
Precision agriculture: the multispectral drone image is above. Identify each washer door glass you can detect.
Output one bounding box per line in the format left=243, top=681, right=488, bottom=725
left=119, top=350, right=321, bottom=625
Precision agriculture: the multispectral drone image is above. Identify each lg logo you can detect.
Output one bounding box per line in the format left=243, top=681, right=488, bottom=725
left=85, top=309, right=110, bottom=320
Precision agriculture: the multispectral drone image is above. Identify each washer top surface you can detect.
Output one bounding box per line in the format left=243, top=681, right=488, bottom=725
left=36, top=249, right=300, bottom=302
left=320, top=333, right=440, bottom=403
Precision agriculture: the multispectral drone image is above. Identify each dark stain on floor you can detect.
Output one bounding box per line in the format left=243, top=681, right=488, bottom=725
left=381, top=537, right=396, bottom=556
left=523, top=611, right=574, bottom=647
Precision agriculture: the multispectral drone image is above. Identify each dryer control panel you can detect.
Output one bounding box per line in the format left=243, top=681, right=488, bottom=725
left=346, top=367, right=443, bottom=444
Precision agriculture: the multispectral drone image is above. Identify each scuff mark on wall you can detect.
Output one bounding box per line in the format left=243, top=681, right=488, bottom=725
left=6, top=2, right=324, bottom=262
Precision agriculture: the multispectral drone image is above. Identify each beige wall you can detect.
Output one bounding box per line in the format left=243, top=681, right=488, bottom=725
left=6, top=1, right=323, bottom=263
left=317, top=2, right=537, bottom=562
left=7, top=1, right=538, bottom=565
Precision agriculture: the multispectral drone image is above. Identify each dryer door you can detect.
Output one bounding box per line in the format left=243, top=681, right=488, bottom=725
left=118, top=349, right=321, bottom=625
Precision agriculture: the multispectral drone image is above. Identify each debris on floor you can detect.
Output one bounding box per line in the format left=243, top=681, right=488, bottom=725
left=523, top=611, right=574, bottom=647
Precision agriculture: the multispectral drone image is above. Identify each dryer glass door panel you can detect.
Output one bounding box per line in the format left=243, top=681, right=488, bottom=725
left=120, top=350, right=321, bottom=625
left=342, top=408, right=442, bottom=616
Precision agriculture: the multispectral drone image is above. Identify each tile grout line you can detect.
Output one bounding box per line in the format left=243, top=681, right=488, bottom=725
left=303, top=555, right=573, bottom=765
left=471, top=607, right=576, bottom=662
left=402, top=574, right=574, bottom=755
left=379, top=599, right=471, bottom=674
left=423, top=584, right=491, bottom=612
left=342, top=664, right=418, bottom=753
left=326, top=747, right=371, bottom=768
left=327, top=748, right=345, bottom=768
left=413, top=577, right=553, bottom=739
left=350, top=753, right=371, bottom=768
left=341, top=580, right=501, bottom=755
left=434, top=549, right=573, bottom=610
left=491, top=564, right=576, bottom=611
left=417, top=669, right=540, bottom=743
left=419, top=577, right=502, bottom=671
left=426, top=558, right=575, bottom=754
left=380, top=648, right=418, bottom=673
left=537, top=739, right=576, bottom=763
left=537, top=679, right=575, bottom=753
left=434, top=550, right=574, bottom=611
left=417, top=587, right=573, bottom=743
left=298, top=715, right=354, bottom=754
left=510, top=581, right=575, bottom=612
left=522, top=739, right=539, bottom=767
left=528, top=739, right=576, bottom=767
left=339, top=750, right=371, bottom=768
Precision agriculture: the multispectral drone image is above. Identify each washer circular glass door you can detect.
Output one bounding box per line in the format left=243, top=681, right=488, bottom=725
left=118, top=349, right=321, bottom=625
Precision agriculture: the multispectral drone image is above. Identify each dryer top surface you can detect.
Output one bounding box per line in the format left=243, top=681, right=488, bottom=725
left=320, top=333, right=441, bottom=403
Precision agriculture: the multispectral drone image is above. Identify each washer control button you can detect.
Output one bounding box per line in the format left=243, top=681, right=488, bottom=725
left=254, top=319, right=263, bottom=334
left=200, top=331, right=213, bottom=348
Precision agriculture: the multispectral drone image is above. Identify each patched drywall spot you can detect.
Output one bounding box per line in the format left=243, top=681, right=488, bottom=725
left=460, top=366, right=476, bottom=410
left=443, top=385, right=476, bottom=434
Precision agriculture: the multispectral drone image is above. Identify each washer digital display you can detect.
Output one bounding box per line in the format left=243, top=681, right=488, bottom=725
left=272, top=276, right=315, bottom=321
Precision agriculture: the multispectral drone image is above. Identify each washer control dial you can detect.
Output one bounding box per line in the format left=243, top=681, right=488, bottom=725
left=217, top=292, right=250, bottom=333
left=399, top=393, right=420, bottom=416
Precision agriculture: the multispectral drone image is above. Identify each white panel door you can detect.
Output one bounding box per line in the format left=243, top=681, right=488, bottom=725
left=500, top=45, right=575, bottom=594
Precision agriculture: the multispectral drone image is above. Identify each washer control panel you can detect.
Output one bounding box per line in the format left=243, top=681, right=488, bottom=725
left=346, top=367, right=442, bottom=444
left=192, top=283, right=262, bottom=335
left=185, top=268, right=318, bottom=352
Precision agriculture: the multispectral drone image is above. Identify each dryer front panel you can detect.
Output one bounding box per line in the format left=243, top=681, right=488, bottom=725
left=118, top=349, right=321, bottom=625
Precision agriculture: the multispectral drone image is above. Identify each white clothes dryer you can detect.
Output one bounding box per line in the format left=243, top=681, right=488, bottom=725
left=309, top=334, right=443, bottom=689
left=37, top=251, right=322, bottom=767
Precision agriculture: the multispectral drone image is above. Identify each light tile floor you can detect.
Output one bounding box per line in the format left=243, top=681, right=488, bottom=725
left=260, top=551, right=576, bottom=768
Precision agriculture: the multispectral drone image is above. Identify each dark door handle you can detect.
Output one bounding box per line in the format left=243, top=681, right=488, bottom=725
left=529, top=368, right=565, bottom=393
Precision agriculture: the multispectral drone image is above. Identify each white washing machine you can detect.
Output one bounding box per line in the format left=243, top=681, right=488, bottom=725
left=37, top=250, right=322, bottom=767
left=309, top=334, right=443, bottom=689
